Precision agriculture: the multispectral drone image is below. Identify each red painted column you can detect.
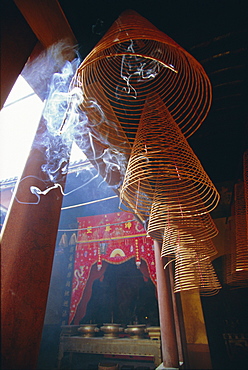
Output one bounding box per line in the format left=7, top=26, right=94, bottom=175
left=1, top=117, right=69, bottom=370
left=168, top=261, right=188, bottom=368
left=153, top=239, right=179, bottom=369
left=168, top=262, right=183, bottom=365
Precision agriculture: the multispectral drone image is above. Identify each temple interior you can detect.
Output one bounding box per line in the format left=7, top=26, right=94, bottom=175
left=1, top=1, right=248, bottom=370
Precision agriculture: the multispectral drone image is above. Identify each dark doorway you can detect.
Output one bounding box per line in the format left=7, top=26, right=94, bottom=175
left=80, top=258, right=159, bottom=326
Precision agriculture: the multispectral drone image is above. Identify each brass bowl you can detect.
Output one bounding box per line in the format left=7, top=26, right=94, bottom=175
left=124, top=324, right=146, bottom=339
left=100, top=323, right=123, bottom=338
left=78, top=324, right=99, bottom=337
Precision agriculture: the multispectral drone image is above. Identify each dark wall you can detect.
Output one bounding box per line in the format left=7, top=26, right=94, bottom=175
left=201, top=257, right=248, bottom=370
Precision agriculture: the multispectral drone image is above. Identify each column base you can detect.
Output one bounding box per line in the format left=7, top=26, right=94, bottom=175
left=155, top=363, right=180, bottom=370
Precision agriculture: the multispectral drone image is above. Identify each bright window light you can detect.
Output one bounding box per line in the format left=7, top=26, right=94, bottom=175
left=0, top=76, right=87, bottom=182
left=0, top=76, right=44, bottom=181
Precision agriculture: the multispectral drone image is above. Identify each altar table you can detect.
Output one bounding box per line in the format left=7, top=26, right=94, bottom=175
left=58, top=336, right=161, bottom=368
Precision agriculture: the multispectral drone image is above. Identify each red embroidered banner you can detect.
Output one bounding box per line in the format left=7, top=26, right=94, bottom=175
left=69, top=212, right=156, bottom=324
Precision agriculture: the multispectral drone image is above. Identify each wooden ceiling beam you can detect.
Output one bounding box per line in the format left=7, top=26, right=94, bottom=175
left=14, top=0, right=77, bottom=48
left=0, top=1, right=37, bottom=109
left=1, top=0, right=77, bottom=109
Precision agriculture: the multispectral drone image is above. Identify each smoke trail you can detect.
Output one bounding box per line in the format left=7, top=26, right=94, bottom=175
left=13, top=43, right=91, bottom=204
left=116, top=39, right=161, bottom=99
left=39, top=61, right=85, bottom=183
left=15, top=41, right=128, bottom=204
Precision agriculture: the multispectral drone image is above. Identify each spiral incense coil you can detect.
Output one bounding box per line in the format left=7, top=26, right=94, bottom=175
left=173, top=246, right=221, bottom=295
left=226, top=207, right=237, bottom=280
left=244, top=150, right=248, bottom=239
left=161, top=228, right=218, bottom=258
left=147, top=206, right=218, bottom=243
left=120, top=183, right=152, bottom=219
left=225, top=254, right=248, bottom=287
left=119, top=95, right=219, bottom=217
left=75, top=9, right=212, bottom=147
left=233, top=182, right=248, bottom=272
left=76, top=77, right=132, bottom=155
left=225, top=182, right=248, bottom=287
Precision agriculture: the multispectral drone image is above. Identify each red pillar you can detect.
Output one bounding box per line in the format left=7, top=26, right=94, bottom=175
left=1, top=117, right=69, bottom=370
left=168, top=262, right=183, bottom=365
left=153, top=239, right=179, bottom=369
left=168, top=261, right=189, bottom=368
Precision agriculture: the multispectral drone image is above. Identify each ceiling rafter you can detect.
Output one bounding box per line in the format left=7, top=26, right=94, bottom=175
left=14, top=0, right=77, bottom=48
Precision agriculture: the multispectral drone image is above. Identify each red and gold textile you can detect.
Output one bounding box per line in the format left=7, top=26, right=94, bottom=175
left=69, top=212, right=156, bottom=324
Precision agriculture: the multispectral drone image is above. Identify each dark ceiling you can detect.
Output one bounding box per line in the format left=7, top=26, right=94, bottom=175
left=59, top=0, right=248, bottom=186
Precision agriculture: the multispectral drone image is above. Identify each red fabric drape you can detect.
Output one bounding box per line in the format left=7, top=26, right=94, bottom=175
left=69, top=212, right=156, bottom=324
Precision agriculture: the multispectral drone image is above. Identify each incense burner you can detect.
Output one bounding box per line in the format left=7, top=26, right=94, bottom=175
left=100, top=323, right=123, bottom=338
left=78, top=324, right=99, bottom=337
left=124, top=324, right=146, bottom=339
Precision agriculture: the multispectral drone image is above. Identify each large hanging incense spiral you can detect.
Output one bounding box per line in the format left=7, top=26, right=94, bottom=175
left=161, top=228, right=218, bottom=258
left=173, top=246, right=222, bottom=295
left=75, top=9, right=212, bottom=151
left=119, top=94, right=220, bottom=217
left=147, top=209, right=218, bottom=244
left=225, top=152, right=248, bottom=287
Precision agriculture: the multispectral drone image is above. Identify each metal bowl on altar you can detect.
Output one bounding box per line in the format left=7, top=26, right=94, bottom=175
left=124, top=324, right=146, bottom=339
left=100, top=323, right=123, bottom=338
left=78, top=324, right=99, bottom=337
